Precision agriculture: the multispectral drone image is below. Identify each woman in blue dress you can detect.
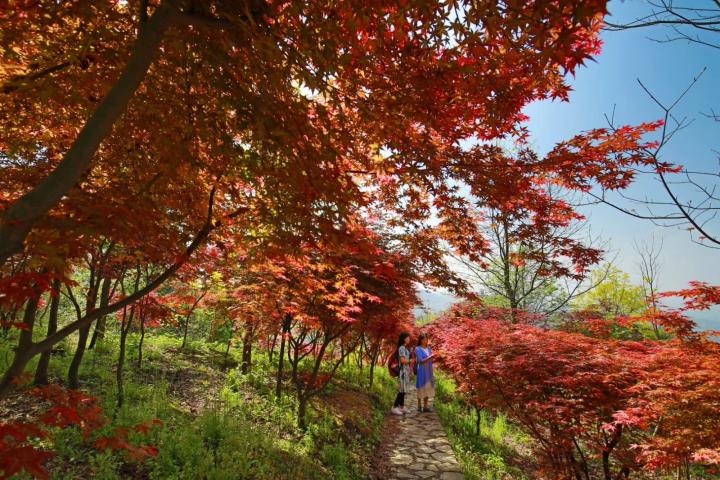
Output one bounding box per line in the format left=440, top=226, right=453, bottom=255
left=415, top=333, right=436, bottom=413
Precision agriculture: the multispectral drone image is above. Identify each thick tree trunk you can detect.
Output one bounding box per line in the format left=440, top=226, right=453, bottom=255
left=68, top=274, right=106, bottom=389
left=0, top=3, right=177, bottom=265
left=0, top=294, right=40, bottom=392
left=0, top=350, right=33, bottom=394
left=602, top=449, right=614, bottom=480
left=67, top=325, right=91, bottom=389
left=34, top=280, right=61, bottom=385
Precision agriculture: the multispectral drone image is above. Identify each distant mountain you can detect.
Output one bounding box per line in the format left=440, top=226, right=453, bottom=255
left=413, top=289, right=718, bottom=334
left=414, top=289, right=459, bottom=318
left=694, top=308, right=719, bottom=332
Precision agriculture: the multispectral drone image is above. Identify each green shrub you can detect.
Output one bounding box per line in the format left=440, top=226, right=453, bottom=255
left=150, top=407, right=327, bottom=480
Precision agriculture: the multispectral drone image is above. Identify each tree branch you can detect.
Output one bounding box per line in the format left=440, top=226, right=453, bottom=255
left=0, top=1, right=178, bottom=266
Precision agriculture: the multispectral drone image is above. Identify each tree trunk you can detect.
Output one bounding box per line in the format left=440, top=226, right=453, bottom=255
left=181, top=290, right=206, bottom=349
left=116, top=306, right=134, bottom=410
left=294, top=332, right=352, bottom=430
left=88, top=316, right=106, bottom=350
left=67, top=325, right=91, bottom=389
left=241, top=326, right=253, bottom=374
left=68, top=275, right=106, bottom=389
left=0, top=294, right=40, bottom=392
left=298, top=395, right=309, bottom=429
left=275, top=314, right=291, bottom=399
left=88, top=276, right=112, bottom=350
left=268, top=331, right=278, bottom=363
left=137, top=313, right=146, bottom=370
left=0, top=3, right=177, bottom=266
left=565, top=436, right=590, bottom=480
left=368, top=358, right=375, bottom=389
left=290, top=341, right=299, bottom=384
left=602, top=451, right=612, bottom=480
left=68, top=266, right=98, bottom=389
left=117, top=328, right=128, bottom=410
left=182, top=311, right=191, bottom=349
left=602, top=426, right=622, bottom=480
left=34, top=280, right=61, bottom=385
left=275, top=333, right=286, bottom=399
left=368, top=343, right=381, bottom=388
left=224, top=335, right=232, bottom=367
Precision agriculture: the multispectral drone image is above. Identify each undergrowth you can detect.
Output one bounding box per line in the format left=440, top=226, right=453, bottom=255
left=0, top=331, right=395, bottom=479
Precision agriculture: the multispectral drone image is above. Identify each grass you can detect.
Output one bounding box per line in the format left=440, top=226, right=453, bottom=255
left=434, top=373, right=534, bottom=480
left=0, top=329, right=396, bottom=479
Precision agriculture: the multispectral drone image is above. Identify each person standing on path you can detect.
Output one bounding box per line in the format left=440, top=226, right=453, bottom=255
left=391, top=332, right=413, bottom=415
left=415, top=333, right=436, bottom=413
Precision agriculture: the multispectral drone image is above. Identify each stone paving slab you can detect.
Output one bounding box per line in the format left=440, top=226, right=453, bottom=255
left=379, top=388, right=465, bottom=480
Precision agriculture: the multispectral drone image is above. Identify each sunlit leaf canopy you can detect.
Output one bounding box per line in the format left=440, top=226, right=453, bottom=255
left=0, top=0, right=662, bottom=293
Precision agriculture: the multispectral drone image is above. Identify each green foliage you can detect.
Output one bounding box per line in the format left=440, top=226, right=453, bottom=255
left=88, top=452, right=122, bottom=480
left=415, top=312, right=438, bottom=326
left=572, top=265, right=646, bottom=317
left=150, top=408, right=326, bottom=480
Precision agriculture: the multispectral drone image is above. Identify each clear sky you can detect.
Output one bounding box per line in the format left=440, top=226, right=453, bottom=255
left=420, top=0, right=720, bottom=330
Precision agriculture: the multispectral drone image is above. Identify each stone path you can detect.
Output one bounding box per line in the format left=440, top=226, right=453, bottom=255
left=378, top=388, right=465, bottom=480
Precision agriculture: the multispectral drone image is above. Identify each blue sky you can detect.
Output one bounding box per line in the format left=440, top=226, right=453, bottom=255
left=420, top=0, right=720, bottom=329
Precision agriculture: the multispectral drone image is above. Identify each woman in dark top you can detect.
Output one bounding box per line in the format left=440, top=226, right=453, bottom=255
left=391, top=332, right=412, bottom=415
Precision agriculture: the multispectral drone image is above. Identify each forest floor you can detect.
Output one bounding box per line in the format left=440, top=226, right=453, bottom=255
left=0, top=332, right=397, bottom=479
